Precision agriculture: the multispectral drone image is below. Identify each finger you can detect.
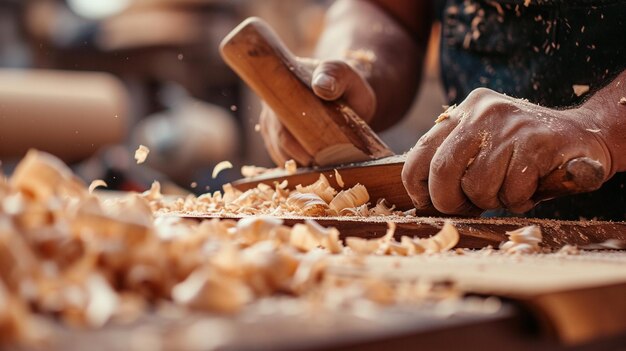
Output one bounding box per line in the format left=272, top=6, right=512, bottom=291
left=311, top=60, right=376, bottom=120
left=275, top=127, right=313, bottom=166
left=260, top=109, right=289, bottom=165
left=498, top=151, right=540, bottom=214
left=402, top=116, right=461, bottom=210
left=260, top=107, right=312, bottom=166
left=460, top=143, right=514, bottom=210
left=428, top=127, right=483, bottom=215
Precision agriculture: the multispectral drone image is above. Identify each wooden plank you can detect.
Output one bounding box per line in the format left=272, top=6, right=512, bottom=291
left=178, top=214, right=626, bottom=249
left=325, top=252, right=626, bottom=345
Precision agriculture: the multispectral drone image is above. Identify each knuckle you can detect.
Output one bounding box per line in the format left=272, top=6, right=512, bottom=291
left=466, top=87, right=493, bottom=101
left=319, top=60, right=351, bottom=75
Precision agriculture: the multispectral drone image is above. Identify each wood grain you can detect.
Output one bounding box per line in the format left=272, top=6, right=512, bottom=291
left=326, top=252, right=626, bottom=345
left=179, top=213, right=626, bottom=250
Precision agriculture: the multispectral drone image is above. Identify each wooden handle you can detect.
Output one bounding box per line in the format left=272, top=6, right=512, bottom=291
left=220, top=17, right=393, bottom=166
left=534, top=157, right=605, bottom=203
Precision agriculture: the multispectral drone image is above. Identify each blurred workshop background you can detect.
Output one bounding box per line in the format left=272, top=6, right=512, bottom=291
left=0, top=0, right=444, bottom=195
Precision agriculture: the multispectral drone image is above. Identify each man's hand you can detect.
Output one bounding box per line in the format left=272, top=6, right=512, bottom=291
left=259, top=58, right=376, bottom=166
left=257, top=0, right=430, bottom=166
left=402, top=88, right=615, bottom=216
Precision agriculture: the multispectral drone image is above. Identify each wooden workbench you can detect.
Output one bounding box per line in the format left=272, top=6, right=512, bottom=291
left=47, top=251, right=626, bottom=351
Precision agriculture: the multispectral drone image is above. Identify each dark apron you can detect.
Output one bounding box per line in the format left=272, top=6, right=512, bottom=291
left=439, top=0, right=626, bottom=220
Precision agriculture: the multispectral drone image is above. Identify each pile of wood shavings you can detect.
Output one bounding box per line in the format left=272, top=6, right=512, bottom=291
left=0, top=150, right=464, bottom=348
left=151, top=172, right=412, bottom=218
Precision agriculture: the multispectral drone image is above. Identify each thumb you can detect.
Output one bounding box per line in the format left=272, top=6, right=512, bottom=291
left=311, top=60, right=376, bottom=122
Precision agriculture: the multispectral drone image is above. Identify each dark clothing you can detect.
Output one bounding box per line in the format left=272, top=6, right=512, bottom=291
left=439, top=0, right=626, bottom=220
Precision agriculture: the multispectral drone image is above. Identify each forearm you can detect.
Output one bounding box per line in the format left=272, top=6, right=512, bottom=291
left=314, top=0, right=431, bottom=131
left=581, top=70, right=626, bottom=174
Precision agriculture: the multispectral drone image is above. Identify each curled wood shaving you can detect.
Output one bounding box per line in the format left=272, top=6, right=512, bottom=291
left=0, top=150, right=475, bottom=347
left=329, top=184, right=369, bottom=213
left=88, top=180, right=107, bottom=194
left=241, top=166, right=269, bottom=178
left=400, top=221, right=460, bottom=254
left=370, top=199, right=395, bottom=216
left=500, top=225, right=542, bottom=254
left=212, top=161, right=233, bottom=179
left=290, top=220, right=343, bottom=254
left=134, top=145, right=150, bottom=164
left=296, top=175, right=337, bottom=203
left=345, top=221, right=459, bottom=256
left=286, top=192, right=329, bottom=216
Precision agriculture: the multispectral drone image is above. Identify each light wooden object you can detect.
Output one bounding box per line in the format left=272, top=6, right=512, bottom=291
left=220, top=17, right=394, bottom=166
left=181, top=213, right=626, bottom=250
left=0, top=69, right=128, bottom=163
left=327, top=252, right=626, bottom=345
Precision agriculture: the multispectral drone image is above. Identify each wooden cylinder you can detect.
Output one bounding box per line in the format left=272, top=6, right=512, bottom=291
left=0, top=69, right=128, bottom=164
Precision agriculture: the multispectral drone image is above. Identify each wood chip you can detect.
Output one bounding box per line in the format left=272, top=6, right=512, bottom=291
left=241, top=165, right=269, bottom=178
left=134, top=145, right=150, bottom=164
left=212, top=161, right=233, bottom=179
left=88, top=180, right=108, bottom=194
left=500, top=225, right=542, bottom=254
left=572, top=84, right=590, bottom=97
left=334, top=169, right=345, bottom=188
left=619, top=97, right=626, bottom=105
left=284, top=160, right=297, bottom=175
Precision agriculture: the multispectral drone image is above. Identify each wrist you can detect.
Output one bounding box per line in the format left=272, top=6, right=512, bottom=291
left=581, top=91, right=626, bottom=175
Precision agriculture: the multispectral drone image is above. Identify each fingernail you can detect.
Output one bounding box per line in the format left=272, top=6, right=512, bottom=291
left=313, top=74, right=336, bottom=92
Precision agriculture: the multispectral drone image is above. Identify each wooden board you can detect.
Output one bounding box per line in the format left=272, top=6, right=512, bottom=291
left=326, top=252, right=626, bottom=345
left=179, top=213, right=626, bottom=250
left=49, top=253, right=626, bottom=350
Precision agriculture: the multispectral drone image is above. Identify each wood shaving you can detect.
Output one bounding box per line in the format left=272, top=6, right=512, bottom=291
left=345, top=221, right=459, bottom=257
left=212, top=161, right=233, bottom=179
left=334, top=169, right=345, bottom=188
left=435, top=104, right=456, bottom=124
left=580, top=239, right=626, bottom=250
left=572, top=84, right=590, bottom=97
left=500, top=225, right=542, bottom=254
left=284, top=160, right=297, bottom=175
left=556, top=245, right=580, bottom=255
left=0, top=150, right=528, bottom=348
left=296, top=174, right=337, bottom=203
left=286, top=192, right=329, bottom=216
left=134, top=145, right=150, bottom=164
left=141, top=181, right=163, bottom=201
left=241, top=165, right=269, bottom=178
left=329, top=184, right=370, bottom=213
left=88, top=180, right=107, bottom=194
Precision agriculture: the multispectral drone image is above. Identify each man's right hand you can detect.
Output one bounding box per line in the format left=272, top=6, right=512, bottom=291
left=259, top=58, right=376, bottom=166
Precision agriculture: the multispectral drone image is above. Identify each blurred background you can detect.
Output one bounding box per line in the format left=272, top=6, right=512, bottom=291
left=0, top=0, right=444, bottom=195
